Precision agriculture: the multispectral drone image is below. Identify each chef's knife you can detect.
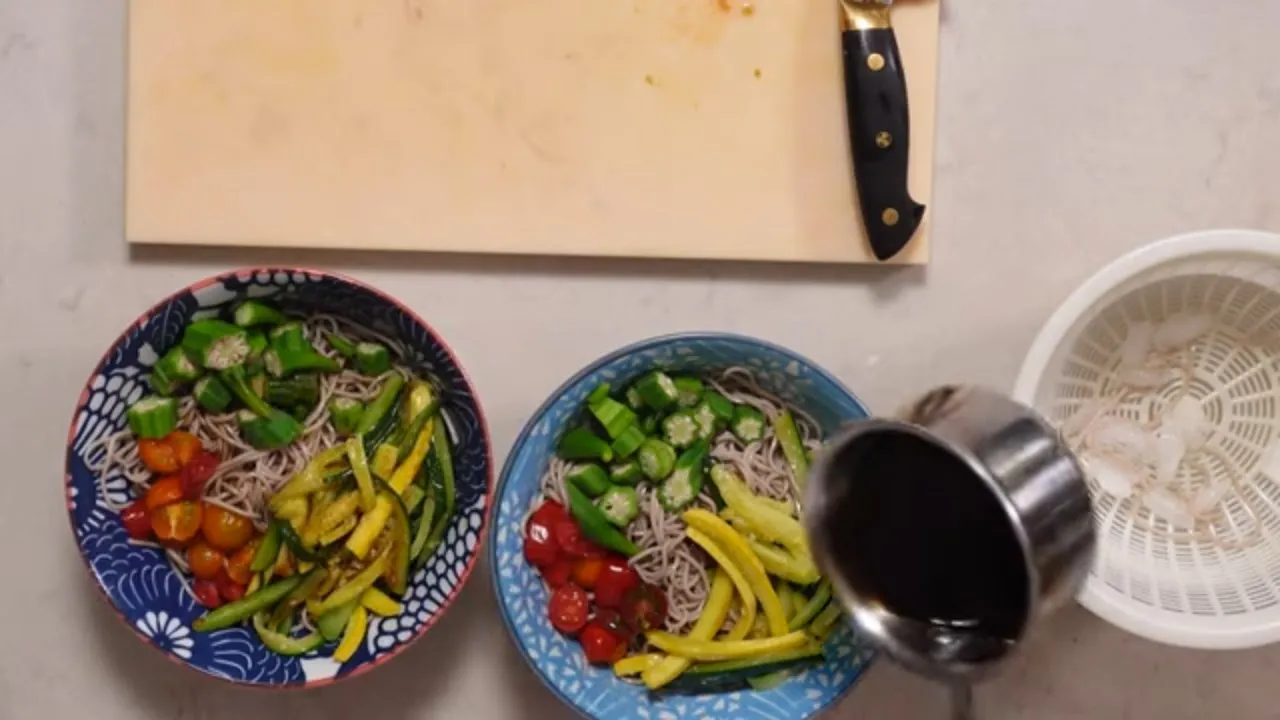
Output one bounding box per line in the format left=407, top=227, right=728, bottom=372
left=841, top=0, right=925, bottom=261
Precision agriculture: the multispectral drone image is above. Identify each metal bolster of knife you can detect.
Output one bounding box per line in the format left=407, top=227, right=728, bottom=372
left=840, top=1, right=892, bottom=31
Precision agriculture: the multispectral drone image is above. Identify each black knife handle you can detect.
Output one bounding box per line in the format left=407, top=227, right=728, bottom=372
left=843, top=28, right=925, bottom=261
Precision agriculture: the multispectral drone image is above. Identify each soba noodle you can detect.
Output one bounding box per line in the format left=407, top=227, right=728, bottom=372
left=536, top=366, right=822, bottom=635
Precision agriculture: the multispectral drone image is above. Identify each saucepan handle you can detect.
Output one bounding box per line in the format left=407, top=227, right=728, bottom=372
left=950, top=683, right=975, bottom=720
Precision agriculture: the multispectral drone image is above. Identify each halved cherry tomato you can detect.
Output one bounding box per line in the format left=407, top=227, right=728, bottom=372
left=224, top=541, right=257, bottom=585
left=180, top=451, right=219, bottom=500
left=590, top=607, right=637, bottom=643
left=201, top=505, right=255, bottom=552
left=530, top=500, right=570, bottom=529
left=571, top=556, right=605, bottom=590
left=215, top=569, right=246, bottom=603
left=620, top=583, right=668, bottom=633
left=543, top=559, right=574, bottom=588
left=121, top=499, right=153, bottom=540
left=524, top=509, right=560, bottom=568
left=579, top=622, right=627, bottom=665
left=193, top=579, right=222, bottom=609
left=144, top=475, right=185, bottom=511
left=167, top=431, right=203, bottom=467
left=186, top=541, right=226, bottom=581
left=548, top=583, right=590, bottom=635
left=594, top=555, right=639, bottom=609
left=138, top=438, right=180, bottom=474
left=151, top=501, right=203, bottom=545
left=554, top=520, right=603, bottom=559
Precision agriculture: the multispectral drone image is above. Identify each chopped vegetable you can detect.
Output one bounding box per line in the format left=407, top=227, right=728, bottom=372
left=403, top=484, right=426, bottom=514
left=594, top=555, right=640, bottom=609
left=587, top=383, right=611, bottom=406
left=344, top=495, right=393, bottom=560
left=565, top=484, right=639, bottom=556
left=645, top=629, right=810, bottom=661
left=157, top=346, right=202, bottom=384
left=692, top=402, right=718, bottom=439
left=640, top=570, right=736, bottom=690
left=523, top=501, right=564, bottom=568
left=233, top=300, right=287, bottom=328
left=567, top=463, right=612, bottom=498
left=268, top=567, right=328, bottom=627
left=325, top=332, right=358, bottom=359
left=581, top=621, right=628, bottom=665
left=704, top=392, right=736, bottom=425
left=138, top=438, right=181, bottom=474
left=186, top=542, right=226, bottom=581
left=731, top=405, right=765, bottom=443
left=120, top=499, right=152, bottom=540
left=590, top=397, right=638, bottom=440
left=684, top=509, right=788, bottom=636
left=621, top=582, right=668, bottom=633
left=316, top=599, right=360, bottom=642
left=549, top=583, right=591, bottom=635
left=673, top=377, right=703, bottom=407
left=127, top=396, right=179, bottom=439
left=354, top=342, right=391, bottom=376
left=596, top=485, right=639, bottom=527
left=709, top=464, right=819, bottom=585
left=202, top=506, right=255, bottom=551
left=634, top=371, right=679, bottom=411
left=610, top=425, right=646, bottom=459
left=250, top=522, right=283, bottom=573
left=355, top=373, right=406, bottom=436
left=571, top=556, right=606, bottom=589
left=250, top=613, right=324, bottom=656
left=192, top=376, right=232, bottom=412
left=416, top=420, right=456, bottom=566
left=346, top=436, right=377, bottom=511
left=264, top=345, right=341, bottom=378
left=808, top=601, right=844, bottom=640
left=312, top=545, right=392, bottom=616
left=237, top=409, right=303, bottom=450
left=558, top=427, right=614, bottom=463
left=218, top=366, right=275, bottom=417
left=182, top=319, right=251, bottom=370
left=663, top=643, right=825, bottom=693
left=148, top=358, right=183, bottom=395
left=788, top=581, right=832, bottom=631
left=640, top=414, right=660, bottom=435
left=662, top=411, right=699, bottom=449
left=614, top=653, right=664, bottom=677
left=624, top=386, right=646, bottom=412
left=194, top=572, right=306, bottom=632
left=659, top=440, right=709, bottom=512
left=609, top=460, right=643, bottom=485
left=265, top=373, right=320, bottom=410
left=361, top=587, right=403, bottom=617
left=333, top=605, right=368, bottom=663
left=381, top=484, right=413, bottom=596
left=329, top=397, right=364, bottom=436
left=773, top=411, right=809, bottom=489
left=151, top=501, right=202, bottom=545
left=637, top=438, right=676, bottom=481
left=389, top=417, right=435, bottom=494
left=246, top=330, right=268, bottom=362
left=144, top=475, right=184, bottom=510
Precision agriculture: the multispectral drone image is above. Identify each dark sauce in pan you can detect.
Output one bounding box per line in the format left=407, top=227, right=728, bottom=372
left=824, top=431, right=1031, bottom=644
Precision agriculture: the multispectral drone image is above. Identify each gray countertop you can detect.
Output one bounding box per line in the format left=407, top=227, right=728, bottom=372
left=5, top=0, right=1280, bottom=717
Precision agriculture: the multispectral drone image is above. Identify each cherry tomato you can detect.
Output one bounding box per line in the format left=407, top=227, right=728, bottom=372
left=572, top=556, right=605, bottom=590
left=554, top=520, right=603, bottom=559
left=215, top=569, right=246, bottom=603
left=591, top=607, right=637, bottom=643
left=144, top=475, right=185, bottom=511
left=192, top=579, right=222, bottom=609
left=167, top=431, right=203, bottom=467
left=138, top=438, right=180, bottom=474
left=543, top=559, right=574, bottom=588
left=120, top=499, right=153, bottom=540
left=201, top=506, right=255, bottom=552
left=579, top=622, right=628, bottom=665
left=151, top=501, right=203, bottom=545
left=186, top=541, right=226, bottom=581
left=224, top=541, right=257, bottom=585
left=548, top=583, right=590, bottom=636
left=180, top=451, right=219, bottom=500
left=620, top=583, right=668, bottom=633
left=530, top=500, right=570, bottom=529
left=594, top=555, right=640, bottom=609
left=524, top=510, right=560, bottom=568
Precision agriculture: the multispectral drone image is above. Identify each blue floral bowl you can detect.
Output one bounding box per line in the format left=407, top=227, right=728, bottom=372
left=65, top=268, right=494, bottom=688
left=490, top=332, right=876, bottom=719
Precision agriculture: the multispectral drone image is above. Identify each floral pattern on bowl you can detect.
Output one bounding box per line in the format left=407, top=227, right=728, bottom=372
left=65, top=268, right=493, bottom=688
left=489, top=332, right=876, bottom=719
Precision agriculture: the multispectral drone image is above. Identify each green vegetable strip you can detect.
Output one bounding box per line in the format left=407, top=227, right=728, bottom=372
left=558, top=427, right=614, bottom=463
left=233, top=300, right=287, bottom=328
left=347, top=436, right=377, bottom=511
left=637, top=438, right=676, bottom=480
left=193, top=375, right=233, bottom=412
left=329, top=397, right=364, bottom=436
left=193, top=573, right=307, bottom=632
left=773, top=411, right=809, bottom=489
left=157, top=346, right=202, bottom=383
left=403, top=484, right=426, bottom=514
left=181, top=319, right=251, bottom=370
left=673, top=376, right=704, bottom=407
left=589, top=397, right=637, bottom=440
left=596, top=485, right=639, bottom=527
left=266, top=373, right=320, bottom=409
left=354, top=342, right=391, bottom=376
left=219, top=366, right=275, bottom=417
left=640, top=414, right=660, bottom=435
left=610, top=425, right=646, bottom=459
left=417, top=420, right=456, bottom=567
left=238, top=409, right=302, bottom=450
left=246, top=331, right=268, bottom=362
left=566, top=464, right=612, bottom=498
left=633, top=371, right=679, bottom=411
left=409, top=496, right=436, bottom=563
left=807, top=601, right=844, bottom=640
left=624, top=386, right=646, bottom=412
left=704, top=392, right=736, bottom=423
left=317, top=600, right=360, bottom=642
left=126, top=396, right=179, bottom=439
left=356, top=374, right=406, bottom=435
left=264, top=346, right=341, bottom=378
left=731, top=405, right=765, bottom=443
left=325, top=332, right=358, bottom=359
left=788, top=581, right=832, bottom=631
left=250, top=522, right=283, bottom=573
left=148, top=361, right=182, bottom=396
left=587, top=383, right=611, bottom=406
left=268, top=322, right=308, bottom=351
left=565, top=483, right=639, bottom=556
left=609, top=460, right=644, bottom=485
left=394, top=396, right=440, bottom=466
left=268, top=568, right=328, bottom=628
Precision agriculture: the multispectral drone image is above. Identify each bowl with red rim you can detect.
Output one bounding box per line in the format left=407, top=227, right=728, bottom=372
left=489, top=332, right=876, bottom=719
left=65, top=268, right=493, bottom=687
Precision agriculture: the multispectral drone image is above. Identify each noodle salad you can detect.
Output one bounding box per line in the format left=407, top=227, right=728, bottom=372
left=88, top=300, right=457, bottom=660
left=522, top=368, right=845, bottom=693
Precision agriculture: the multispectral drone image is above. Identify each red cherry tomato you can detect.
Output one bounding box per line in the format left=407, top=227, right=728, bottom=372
left=180, top=451, right=219, bottom=500
left=543, top=559, right=574, bottom=588
left=572, top=556, right=605, bottom=589
left=579, top=622, right=627, bottom=665
left=554, top=520, right=602, bottom=559
left=530, top=500, right=570, bottom=529
left=186, top=541, right=226, bottom=581
left=591, top=607, right=637, bottom=643
left=594, top=555, right=640, bottom=609
left=151, top=501, right=203, bottom=546
left=524, top=509, right=560, bottom=568
left=138, top=438, right=181, bottom=474
left=120, top=499, right=153, bottom=540
left=215, top=570, right=247, bottom=603
left=144, top=475, right=186, bottom=512
left=192, top=579, right=222, bottom=609
left=548, top=583, right=590, bottom=635
left=167, top=431, right=204, bottom=467
left=621, top=583, right=668, bottom=633
left=201, top=506, right=255, bottom=552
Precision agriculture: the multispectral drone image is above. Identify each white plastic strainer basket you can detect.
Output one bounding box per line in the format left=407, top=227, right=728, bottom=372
left=1014, top=229, right=1280, bottom=649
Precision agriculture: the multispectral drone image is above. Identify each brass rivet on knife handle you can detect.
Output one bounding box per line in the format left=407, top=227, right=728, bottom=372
left=875, top=131, right=893, bottom=149
left=867, top=53, right=886, bottom=71
left=882, top=208, right=900, bottom=226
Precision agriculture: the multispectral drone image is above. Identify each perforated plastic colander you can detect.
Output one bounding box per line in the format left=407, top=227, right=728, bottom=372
left=1014, top=229, right=1280, bottom=649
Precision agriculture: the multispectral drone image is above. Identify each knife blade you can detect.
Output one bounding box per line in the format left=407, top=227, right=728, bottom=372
left=840, top=0, right=926, bottom=262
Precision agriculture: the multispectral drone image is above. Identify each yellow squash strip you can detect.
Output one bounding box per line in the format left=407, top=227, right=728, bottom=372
left=274, top=496, right=309, bottom=532
left=334, top=605, right=369, bottom=663
left=613, top=654, right=664, bottom=677
left=684, top=528, right=756, bottom=641
left=361, top=587, right=403, bottom=617
left=345, top=496, right=393, bottom=559
left=269, top=447, right=347, bottom=507
left=644, top=630, right=810, bottom=661
left=303, top=490, right=361, bottom=546
left=371, top=444, right=399, bottom=480
left=317, top=515, right=358, bottom=547
left=684, top=509, right=788, bottom=637
left=747, top=537, right=821, bottom=585
left=389, top=420, right=434, bottom=495
left=346, top=437, right=377, bottom=511
left=641, top=570, right=736, bottom=689
left=726, top=599, right=754, bottom=641
left=709, top=466, right=818, bottom=583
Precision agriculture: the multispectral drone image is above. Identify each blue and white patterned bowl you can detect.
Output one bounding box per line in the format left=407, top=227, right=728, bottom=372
left=490, top=332, right=876, bottom=719
left=65, top=268, right=494, bottom=688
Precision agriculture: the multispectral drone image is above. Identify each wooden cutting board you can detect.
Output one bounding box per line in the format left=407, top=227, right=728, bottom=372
left=126, top=0, right=939, bottom=264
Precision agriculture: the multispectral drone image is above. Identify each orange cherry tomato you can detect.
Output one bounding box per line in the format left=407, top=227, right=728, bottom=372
left=571, top=557, right=605, bottom=590
left=138, top=439, right=180, bottom=474
left=186, top=541, right=227, bottom=581
left=201, top=506, right=256, bottom=552
left=224, top=540, right=258, bottom=585
left=151, top=501, right=203, bottom=545
left=167, top=431, right=203, bottom=467
left=144, top=475, right=185, bottom=512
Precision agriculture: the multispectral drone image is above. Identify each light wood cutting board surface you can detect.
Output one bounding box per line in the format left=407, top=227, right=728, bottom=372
left=126, top=0, right=939, bottom=264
